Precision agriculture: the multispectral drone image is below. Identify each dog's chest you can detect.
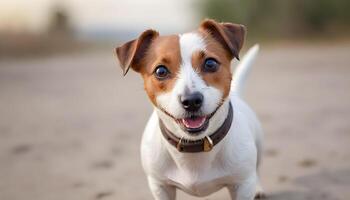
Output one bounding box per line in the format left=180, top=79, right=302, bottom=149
left=166, top=167, right=233, bottom=196
left=161, top=149, right=235, bottom=196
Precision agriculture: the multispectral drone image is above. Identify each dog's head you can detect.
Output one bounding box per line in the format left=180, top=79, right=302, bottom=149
left=115, top=19, right=245, bottom=138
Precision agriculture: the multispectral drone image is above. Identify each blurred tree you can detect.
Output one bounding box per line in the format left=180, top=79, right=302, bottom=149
left=200, top=0, right=350, bottom=39
left=48, top=4, right=72, bottom=37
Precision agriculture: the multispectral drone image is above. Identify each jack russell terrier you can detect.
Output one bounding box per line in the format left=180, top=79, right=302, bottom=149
left=115, top=19, right=264, bottom=200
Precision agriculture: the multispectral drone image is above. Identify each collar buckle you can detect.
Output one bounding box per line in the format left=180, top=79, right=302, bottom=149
left=176, top=137, right=184, bottom=152
left=203, top=136, right=214, bottom=152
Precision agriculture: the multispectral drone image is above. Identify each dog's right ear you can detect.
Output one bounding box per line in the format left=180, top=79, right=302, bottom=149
left=115, top=29, right=159, bottom=76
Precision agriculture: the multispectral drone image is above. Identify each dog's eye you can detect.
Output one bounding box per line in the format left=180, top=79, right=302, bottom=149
left=154, top=65, right=170, bottom=80
left=203, top=58, right=219, bottom=72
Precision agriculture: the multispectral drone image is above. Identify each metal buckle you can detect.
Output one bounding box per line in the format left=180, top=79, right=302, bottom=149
left=176, top=137, right=184, bottom=152
left=203, top=136, right=213, bottom=152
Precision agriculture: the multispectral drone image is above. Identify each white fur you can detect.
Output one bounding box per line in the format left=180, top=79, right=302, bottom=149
left=142, top=45, right=262, bottom=200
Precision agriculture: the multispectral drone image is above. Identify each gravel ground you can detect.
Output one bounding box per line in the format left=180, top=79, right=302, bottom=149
left=0, top=43, right=349, bottom=200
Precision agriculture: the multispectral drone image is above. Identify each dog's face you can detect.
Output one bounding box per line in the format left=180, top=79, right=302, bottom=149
left=116, top=19, right=245, bottom=136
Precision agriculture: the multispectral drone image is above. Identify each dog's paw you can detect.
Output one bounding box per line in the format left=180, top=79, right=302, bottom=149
left=255, top=185, right=266, bottom=199
left=254, top=191, right=266, bottom=199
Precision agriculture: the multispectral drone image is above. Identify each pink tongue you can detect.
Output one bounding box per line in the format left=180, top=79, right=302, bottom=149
left=182, top=117, right=206, bottom=129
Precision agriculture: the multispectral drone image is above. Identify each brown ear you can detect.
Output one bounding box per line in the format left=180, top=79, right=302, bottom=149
left=200, top=19, right=246, bottom=60
left=115, top=29, right=159, bottom=75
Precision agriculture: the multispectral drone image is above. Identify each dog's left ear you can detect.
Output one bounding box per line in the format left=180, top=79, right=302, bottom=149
left=200, top=19, right=246, bottom=60
left=115, top=29, right=159, bottom=76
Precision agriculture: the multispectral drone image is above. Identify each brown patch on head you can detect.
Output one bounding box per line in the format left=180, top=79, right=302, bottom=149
left=189, top=30, right=232, bottom=100
left=189, top=19, right=246, bottom=100
left=187, top=30, right=232, bottom=99
left=136, top=35, right=181, bottom=105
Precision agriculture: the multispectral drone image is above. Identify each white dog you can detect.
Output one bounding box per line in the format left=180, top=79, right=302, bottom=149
left=115, top=19, right=264, bottom=200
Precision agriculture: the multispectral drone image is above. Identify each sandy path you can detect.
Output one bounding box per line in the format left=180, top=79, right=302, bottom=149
left=0, top=43, right=349, bottom=200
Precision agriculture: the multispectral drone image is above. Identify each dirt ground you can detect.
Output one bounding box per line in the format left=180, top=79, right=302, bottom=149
left=0, top=43, right=349, bottom=200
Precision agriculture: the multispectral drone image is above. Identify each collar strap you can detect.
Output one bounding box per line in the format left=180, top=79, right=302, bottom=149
left=159, top=102, right=233, bottom=153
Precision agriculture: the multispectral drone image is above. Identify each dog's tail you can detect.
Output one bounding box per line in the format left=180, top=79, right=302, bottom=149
left=231, top=44, right=260, bottom=96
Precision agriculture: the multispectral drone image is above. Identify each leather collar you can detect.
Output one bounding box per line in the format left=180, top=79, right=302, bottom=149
left=159, top=102, right=233, bottom=153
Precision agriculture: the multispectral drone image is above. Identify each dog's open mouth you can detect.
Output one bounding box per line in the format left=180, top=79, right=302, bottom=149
left=177, top=115, right=209, bottom=134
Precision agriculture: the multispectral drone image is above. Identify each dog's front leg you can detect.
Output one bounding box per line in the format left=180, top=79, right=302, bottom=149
left=227, top=174, right=257, bottom=200
left=147, top=176, right=176, bottom=200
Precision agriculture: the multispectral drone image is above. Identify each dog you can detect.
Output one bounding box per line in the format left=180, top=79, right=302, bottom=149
left=115, top=19, right=264, bottom=200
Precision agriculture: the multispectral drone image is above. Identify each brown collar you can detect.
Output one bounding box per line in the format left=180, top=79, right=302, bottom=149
left=159, top=102, right=233, bottom=153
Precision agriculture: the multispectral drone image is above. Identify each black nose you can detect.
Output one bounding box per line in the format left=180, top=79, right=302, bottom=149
left=180, top=92, right=203, bottom=111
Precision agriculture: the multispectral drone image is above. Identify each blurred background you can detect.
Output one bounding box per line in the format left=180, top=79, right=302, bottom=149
left=0, top=0, right=349, bottom=199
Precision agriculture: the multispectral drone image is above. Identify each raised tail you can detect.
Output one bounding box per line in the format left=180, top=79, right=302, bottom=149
left=231, top=44, right=260, bottom=96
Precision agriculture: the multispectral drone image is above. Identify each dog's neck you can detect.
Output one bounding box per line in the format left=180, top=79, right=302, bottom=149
left=156, top=99, right=231, bottom=141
